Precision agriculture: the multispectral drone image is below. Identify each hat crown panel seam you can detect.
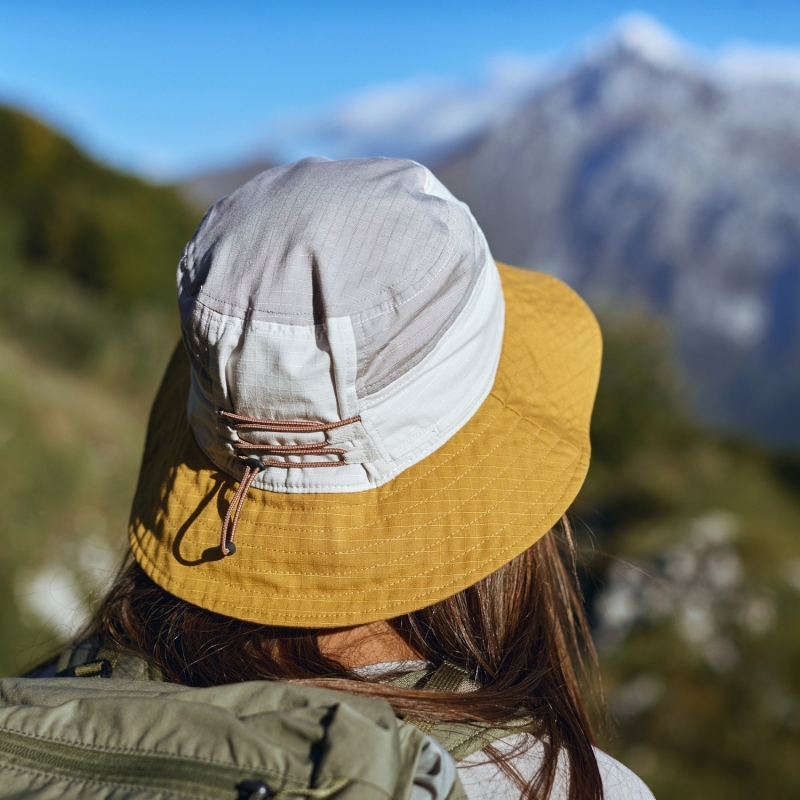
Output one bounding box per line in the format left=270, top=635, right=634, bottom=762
left=178, top=159, right=487, bottom=393
left=183, top=260, right=504, bottom=494
left=178, top=159, right=468, bottom=318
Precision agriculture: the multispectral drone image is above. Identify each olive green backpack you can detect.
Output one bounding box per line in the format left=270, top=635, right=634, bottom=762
left=0, top=643, right=508, bottom=800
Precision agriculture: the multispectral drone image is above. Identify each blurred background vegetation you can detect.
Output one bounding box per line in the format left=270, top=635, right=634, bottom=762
left=1, top=104, right=800, bottom=800
left=0, top=105, right=195, bottom=675
left=576, top=317, right=800, bottom=798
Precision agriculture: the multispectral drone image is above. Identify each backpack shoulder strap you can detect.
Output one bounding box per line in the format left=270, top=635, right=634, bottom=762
left=55, top=639, right=163, bottom=681
left=391, top=661, right=519, bottom=762
left=424, top=721, right=516, bottom=762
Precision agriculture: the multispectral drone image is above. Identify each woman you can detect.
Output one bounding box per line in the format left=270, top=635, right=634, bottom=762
left=53, top=157, right=653, bottom=799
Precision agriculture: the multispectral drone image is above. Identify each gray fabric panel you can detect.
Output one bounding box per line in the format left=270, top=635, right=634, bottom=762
left=178, top=157, right=486, bottom=394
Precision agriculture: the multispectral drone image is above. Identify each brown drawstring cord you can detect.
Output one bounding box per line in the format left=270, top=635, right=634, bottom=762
left=220, top=456, right=263, bottom=556
left=218, top=411, right=360, bottom=433
left=217, top=411, right=361, bottom=556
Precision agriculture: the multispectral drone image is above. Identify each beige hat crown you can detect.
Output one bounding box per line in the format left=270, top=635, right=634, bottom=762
left=178, top=157, right=504, bottom=495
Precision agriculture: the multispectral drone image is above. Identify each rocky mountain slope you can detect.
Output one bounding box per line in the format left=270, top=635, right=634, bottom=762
left=435, top=29, right=800, bottom=445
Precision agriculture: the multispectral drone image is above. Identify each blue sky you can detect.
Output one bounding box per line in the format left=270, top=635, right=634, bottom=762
left=2, top=1, right=800, bottom=178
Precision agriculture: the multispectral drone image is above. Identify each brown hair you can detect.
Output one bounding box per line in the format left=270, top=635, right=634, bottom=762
left=84, top=516, right=603, bottom=800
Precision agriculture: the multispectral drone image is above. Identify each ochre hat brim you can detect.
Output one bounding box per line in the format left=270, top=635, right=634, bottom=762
left=129, top=264, right=602, bottom=627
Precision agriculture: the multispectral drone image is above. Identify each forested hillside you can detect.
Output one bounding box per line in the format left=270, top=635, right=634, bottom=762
left=0, top=105, right=199, bottom=676
left=0, top=107, right=197, bottom=303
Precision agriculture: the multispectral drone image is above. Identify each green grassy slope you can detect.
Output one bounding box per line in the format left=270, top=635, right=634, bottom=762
left=0, top=336, right=150, bottom=673
left=0, top=271, right=180, bottom=673
left=0, top=105, right=193, bottom=673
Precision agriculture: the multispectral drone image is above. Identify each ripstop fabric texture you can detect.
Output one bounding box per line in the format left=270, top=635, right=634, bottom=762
left=180, top=158, right=503, bottom=494
left=129, top=263, right=602, bottom=627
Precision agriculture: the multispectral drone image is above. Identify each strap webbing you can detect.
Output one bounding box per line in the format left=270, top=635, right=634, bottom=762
left=392, top=662, right=512, bottom=761
left=56, top=640, right=124, bottom=678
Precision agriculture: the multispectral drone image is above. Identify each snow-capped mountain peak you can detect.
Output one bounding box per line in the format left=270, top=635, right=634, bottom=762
left=607, top=13, right=690, bottom=68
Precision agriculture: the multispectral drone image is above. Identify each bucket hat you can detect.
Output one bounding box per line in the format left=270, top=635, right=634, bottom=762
left=129, top=157, right=601, bottom=627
